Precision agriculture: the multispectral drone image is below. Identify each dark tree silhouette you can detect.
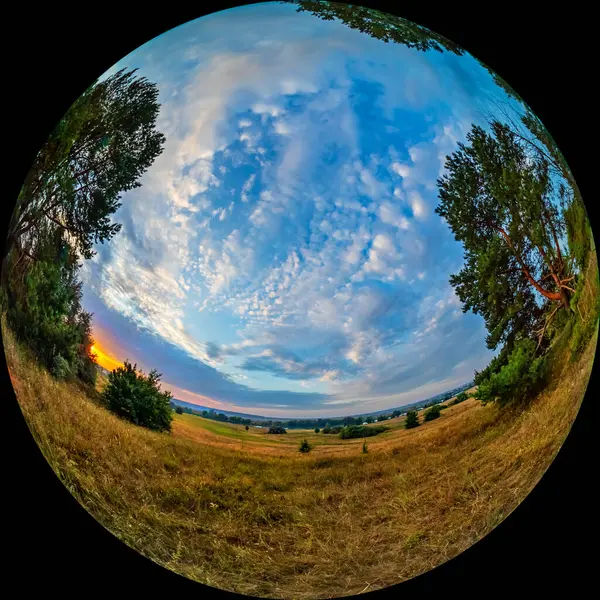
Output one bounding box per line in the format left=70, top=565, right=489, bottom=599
left=283, top=1, right=463, bottom=54
left=404, top=410, right=419, bottom=429
left=6, top=68, right=165, bottom=262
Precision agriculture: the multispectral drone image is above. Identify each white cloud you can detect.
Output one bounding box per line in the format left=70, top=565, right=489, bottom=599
left=274, top=119, right=292, bottom=135
left=379, top=201, right=410, bottom=230
left=391, top=162, right=411, bottom=178
left=408, top=190, right=427, bottom=219
left=251, top=102, right=283, bottom=117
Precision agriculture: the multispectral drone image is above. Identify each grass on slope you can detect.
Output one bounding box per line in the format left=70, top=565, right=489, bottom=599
left=3, top=317, right=596, bottom=599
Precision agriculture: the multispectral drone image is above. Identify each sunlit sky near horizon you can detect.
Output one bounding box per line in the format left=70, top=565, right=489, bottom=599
left=80, top=1, right=526, bottom=418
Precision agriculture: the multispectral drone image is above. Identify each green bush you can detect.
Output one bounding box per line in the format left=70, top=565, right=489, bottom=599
left=314, top=427, right=320, bottom=434
left=267, top=426, right=287, bottom=434
left=51, top=354, right=72, bottom=380
left=475, top=338, right=548, bottom=406
left=101, top=360, right=173, bottom=432
left=423, top=404, right=441, bottom=422
left=175, top=406, right=183, bottom=415
left=339, top=425, right=387, bottom=439
left=362, top=441, right=368, bottom=454
left=4, top=239, right=97, bottom=384
left=299, top=439, right=312, bottom=453
left=322, top=426, right=342, bottom=434
left=404, top=410, right=419, bottom=429
left=455, top=391, right=468, bottom=403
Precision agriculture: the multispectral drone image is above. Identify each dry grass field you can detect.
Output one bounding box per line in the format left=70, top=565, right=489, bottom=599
left=3, top=313, right=596, bottom=599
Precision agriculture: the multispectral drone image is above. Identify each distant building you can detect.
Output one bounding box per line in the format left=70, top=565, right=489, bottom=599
left=362, top=422, right=368, bottom=425
left=373, top=419, right=378, bottom=423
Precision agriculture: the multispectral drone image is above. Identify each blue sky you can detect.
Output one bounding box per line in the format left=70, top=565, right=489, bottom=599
left=80, top=2, right=526, bottom=418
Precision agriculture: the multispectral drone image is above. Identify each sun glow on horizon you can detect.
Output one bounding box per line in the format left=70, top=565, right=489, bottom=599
left=92, top=342, right=124, bottom=372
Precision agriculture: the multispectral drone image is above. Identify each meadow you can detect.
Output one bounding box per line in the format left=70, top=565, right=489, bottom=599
left=4, top=314, right=595, bottom=599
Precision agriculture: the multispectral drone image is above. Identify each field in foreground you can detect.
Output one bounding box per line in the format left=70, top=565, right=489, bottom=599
left=4, top=321, right=596, bottom=599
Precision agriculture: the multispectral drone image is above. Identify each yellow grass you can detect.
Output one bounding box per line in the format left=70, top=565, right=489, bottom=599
left=2, top=318, right=596, bottom=599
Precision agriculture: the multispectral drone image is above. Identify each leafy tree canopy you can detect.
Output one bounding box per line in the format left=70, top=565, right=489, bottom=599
left=282, top=1, right=464, bottom=54
left=436, top=121, right=574, bottom=355
left=7, top=68, right=165, bottom=261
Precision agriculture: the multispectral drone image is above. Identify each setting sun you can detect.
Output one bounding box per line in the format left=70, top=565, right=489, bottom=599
left=90, top=341, right=124, bottom=372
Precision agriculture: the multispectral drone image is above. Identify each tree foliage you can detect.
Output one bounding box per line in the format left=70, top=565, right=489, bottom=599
left=474, top=339, right=548, bottom=406
left=423, top=405, right=441, bottom=422
left=101, top=360, right=173, bottom=432
left=299, top=439, right=312, bottom=453
left=564, top=194, right=593, bottom=274
left=454, top=391, right=468, bottom=404
left=267, top=426, right=287, bottom=434
left=404, top=410, right=419, bottom=429
left=436, top=121, right=574, bottom=357
left=283, top=1, right=464, bottom=54
left=7, top=68, right=165, bottom=261
left=4, top=229, right=96, bottom=384
left=2, top=67, right=165, bottom=391
left=339, top=425, right=387, bottom=439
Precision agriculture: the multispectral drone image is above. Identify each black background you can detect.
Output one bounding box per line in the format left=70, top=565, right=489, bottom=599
left=2, top=1, right=596, bottom=598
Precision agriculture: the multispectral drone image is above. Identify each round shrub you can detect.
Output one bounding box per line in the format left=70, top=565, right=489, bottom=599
left=423, top=404, right=441, bottom=422
left=101, top=360, right=173, bottom=432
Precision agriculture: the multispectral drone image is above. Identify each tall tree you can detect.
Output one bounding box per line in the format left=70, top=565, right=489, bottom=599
left=436, top=122, right=575, bottom=353
left=6, top=68, right=165, bottom=262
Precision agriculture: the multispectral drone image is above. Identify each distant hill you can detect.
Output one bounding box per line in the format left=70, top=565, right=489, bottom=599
left=170, top=399, right=273, bottom=421
left=170, top=380, right=474, bottom=422
left=372, top=381, right=475, bottom=414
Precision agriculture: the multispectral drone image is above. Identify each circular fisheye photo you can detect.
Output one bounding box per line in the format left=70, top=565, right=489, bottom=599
left=2, top=2, right=597, bottom=598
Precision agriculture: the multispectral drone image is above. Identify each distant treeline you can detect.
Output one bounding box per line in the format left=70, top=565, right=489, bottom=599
left=170, top=385, right=472, bottom=429
left=171, top=405, right=399, bottom=428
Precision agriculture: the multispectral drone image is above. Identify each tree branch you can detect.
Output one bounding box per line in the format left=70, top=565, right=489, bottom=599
left=535, top=304, right=561, bottom=352
left=493, top=225, right=563, bottom=302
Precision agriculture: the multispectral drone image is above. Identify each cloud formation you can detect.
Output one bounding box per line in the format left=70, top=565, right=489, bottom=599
left=80, top=2, right=522, bottom=416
